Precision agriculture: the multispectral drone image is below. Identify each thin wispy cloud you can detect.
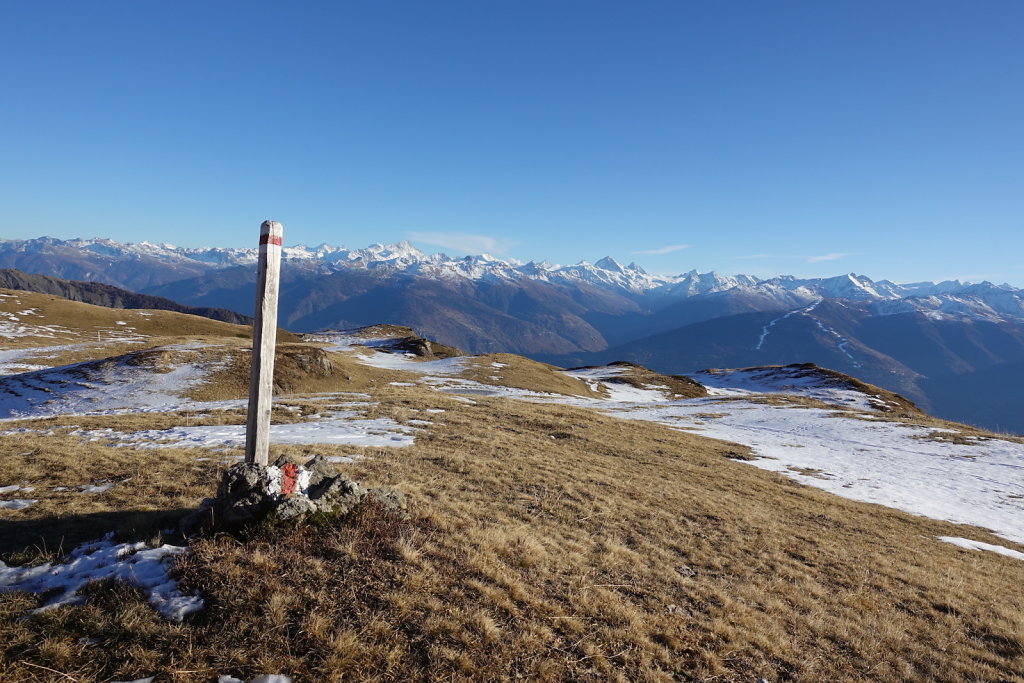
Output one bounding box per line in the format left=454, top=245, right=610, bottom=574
left=633, top=244, right=690, bottom=255
left=406, top=231, right=516, bottom=255
left=807, top=252, right=856, bottom=263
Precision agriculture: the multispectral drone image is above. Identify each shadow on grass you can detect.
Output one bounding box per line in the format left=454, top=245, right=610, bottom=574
left=0, top=507, right=194, bottom=564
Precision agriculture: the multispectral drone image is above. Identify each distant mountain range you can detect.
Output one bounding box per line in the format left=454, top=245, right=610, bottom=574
left=2, top=235, right=1023, bottom=433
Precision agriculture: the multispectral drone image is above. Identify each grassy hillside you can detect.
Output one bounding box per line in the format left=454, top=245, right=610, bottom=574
left=0, top=287, right=298, bottom=367
left=0, top=269, right=252, bottom=325
left=0, top=322, right=1022, bottom=681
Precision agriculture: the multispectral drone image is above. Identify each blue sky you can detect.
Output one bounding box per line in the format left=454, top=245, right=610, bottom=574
left=2, top=1, right=1022, bottom=285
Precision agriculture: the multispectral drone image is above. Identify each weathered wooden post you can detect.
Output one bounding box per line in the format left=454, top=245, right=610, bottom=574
left=245, top=220, right=284, bottom=466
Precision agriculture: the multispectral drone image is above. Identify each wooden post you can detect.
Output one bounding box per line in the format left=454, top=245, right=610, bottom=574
left=245, top=220, right=284, bottom=466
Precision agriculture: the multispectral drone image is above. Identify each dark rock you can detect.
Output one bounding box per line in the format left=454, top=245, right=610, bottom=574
left=390, top=335, right=462, bottom=359
left=303, top=454, right=338, bottom=485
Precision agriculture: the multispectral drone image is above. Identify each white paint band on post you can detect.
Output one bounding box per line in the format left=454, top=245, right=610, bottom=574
left=245, top=220, right=284, bottom=466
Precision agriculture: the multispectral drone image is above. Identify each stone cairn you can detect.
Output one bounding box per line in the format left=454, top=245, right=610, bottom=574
left=186, top=455, right=406, bottom=532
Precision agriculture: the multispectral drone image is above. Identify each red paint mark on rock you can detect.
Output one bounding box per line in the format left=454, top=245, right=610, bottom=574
left=280, top=462, right=299, bottom=497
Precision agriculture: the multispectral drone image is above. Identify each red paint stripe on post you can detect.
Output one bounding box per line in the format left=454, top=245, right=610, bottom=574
left=280, top=462, right=298, bottom=497
left=259, top=234, right=283, bottom=246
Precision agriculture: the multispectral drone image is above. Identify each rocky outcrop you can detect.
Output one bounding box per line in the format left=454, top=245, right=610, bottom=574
left=190, top=456, right=406, bottom=531
left=389, top=335, right=462, bottom=359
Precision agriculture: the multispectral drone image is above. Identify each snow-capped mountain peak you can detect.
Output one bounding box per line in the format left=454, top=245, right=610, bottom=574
left=595, top=256, right=625, bottom=273
left=0, top=236, right=1021, bottom=323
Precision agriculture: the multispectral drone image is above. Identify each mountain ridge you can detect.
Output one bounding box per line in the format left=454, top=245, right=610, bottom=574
left=2, top=236, right=1020, bottom=321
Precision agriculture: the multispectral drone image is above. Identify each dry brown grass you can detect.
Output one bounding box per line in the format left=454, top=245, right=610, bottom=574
left=0, top=432, right=222, bottom=563
left=0, top=288, right=268, bottom=344
left=188, top=344, right=441, bottom=402
left=2, top=384, right=1023, bottom=682
left=460, top=353, right=602, bottom=398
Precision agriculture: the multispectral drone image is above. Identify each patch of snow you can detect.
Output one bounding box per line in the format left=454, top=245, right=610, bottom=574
left=810, top=318, right=861, bottom=367
left=0, top=499, right=37, bottom=510
left=327, top=454, right=365, bottom=464
left=0, top=535, right=203, bottom=621
left=0, top=348, right=225, bottom=419
left=938, top=537, right=1024, bottom=560
left=0, top=317, right=75, bottom=340
left=599, top=382, right=665, bottom=402
left=358, top=352, right=471, bottom=375
left=327, top=454, right=368, bottom=464
left=311, top=332, right=474, bottom=376
left=307, top=331, right=409, bottom=352
left=82, top=411, right=419, bottom=449
left=80, top=482, right=115, bottom=494
left=563, top=367, right=668, bottom=402
left=755, top=300, right=821, bottom=350
left=694, top=366, right=878, bottom=410
left=0, top=342, right=131, bottom=376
